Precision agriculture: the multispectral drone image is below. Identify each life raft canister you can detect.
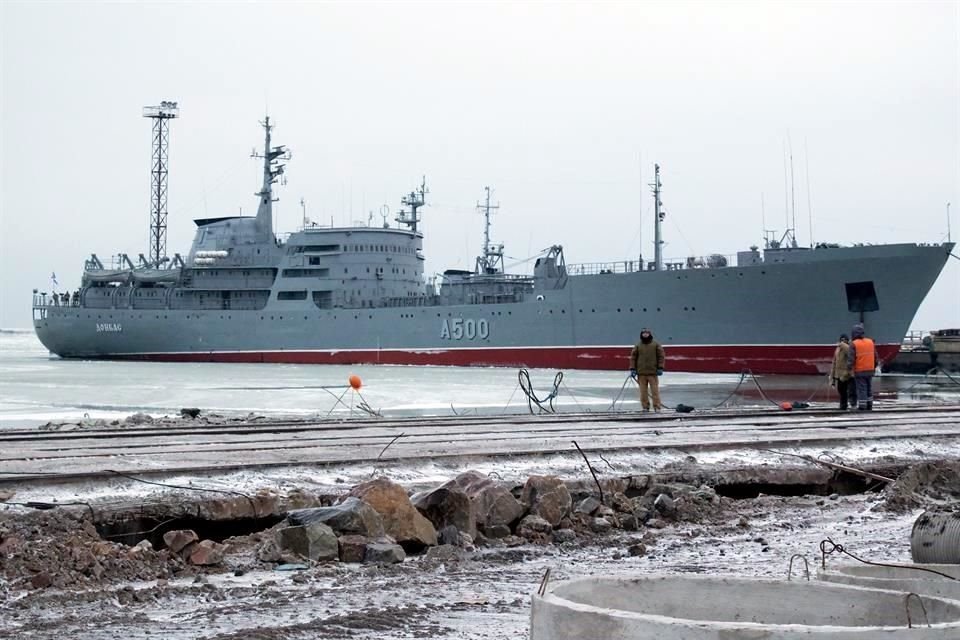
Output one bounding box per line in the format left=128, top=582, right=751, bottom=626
left=853, top=337, right=876, bottom=372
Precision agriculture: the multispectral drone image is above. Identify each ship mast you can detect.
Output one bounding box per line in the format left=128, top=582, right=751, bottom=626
left=475, top=186, right=504, bottom=274
left=251, top=116, right=290, bottom=237
left=651, top=163, right=664, bottom=271
left=395, top=176, right=428, bottom=233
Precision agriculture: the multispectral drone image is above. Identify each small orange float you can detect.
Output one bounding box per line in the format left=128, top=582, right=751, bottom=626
left=348, top=374, right=362, bottom=390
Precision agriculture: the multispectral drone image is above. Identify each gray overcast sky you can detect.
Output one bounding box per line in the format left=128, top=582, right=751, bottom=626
left=1, top=1, right=958, bottom=330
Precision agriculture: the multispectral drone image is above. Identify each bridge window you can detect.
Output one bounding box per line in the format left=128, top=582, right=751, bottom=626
left=296, top=244, right=340, bottom=253
left=282, top=268, right=329, bottom=277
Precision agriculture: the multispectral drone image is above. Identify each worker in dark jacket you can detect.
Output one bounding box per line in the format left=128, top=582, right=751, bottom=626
left=629, top=328, right=665, bottom=412
left=847, top=323, right=880, bottom=410
left=830, top=334, right=854, bottom=410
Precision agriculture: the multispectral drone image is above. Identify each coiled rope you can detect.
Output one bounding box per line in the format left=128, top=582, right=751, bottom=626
left=518, top=369, right=563, bottom=414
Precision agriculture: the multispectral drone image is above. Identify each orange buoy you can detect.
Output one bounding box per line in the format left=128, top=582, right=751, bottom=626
left=779, top=401, right=793, bottom=411
left=348, top=374, right=362, bottom=390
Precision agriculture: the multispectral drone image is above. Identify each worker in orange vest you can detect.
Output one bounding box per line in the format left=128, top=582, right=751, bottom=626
left=847, top=323, right=880, bottom=410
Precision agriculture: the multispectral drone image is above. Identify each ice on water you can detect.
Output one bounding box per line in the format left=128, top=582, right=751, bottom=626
left=0, top=329, right=955, bottom=429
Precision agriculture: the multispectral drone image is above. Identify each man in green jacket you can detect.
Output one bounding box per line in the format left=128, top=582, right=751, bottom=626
left=629, top=328, right=665, bottom=412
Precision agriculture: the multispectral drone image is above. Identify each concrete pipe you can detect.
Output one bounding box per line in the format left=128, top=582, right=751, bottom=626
left=819, top=563, right=960, bottom=600
left=912, top=511, right=960, bottom=564
left=530, top=574, right=960, bottom=639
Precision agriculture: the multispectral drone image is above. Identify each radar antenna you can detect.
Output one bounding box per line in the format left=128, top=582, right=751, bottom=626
left=475, top=186, right=504, bottom=274
left=395, top=176, right=428, bottom=233
left=143, top=100, right=179, bottom=266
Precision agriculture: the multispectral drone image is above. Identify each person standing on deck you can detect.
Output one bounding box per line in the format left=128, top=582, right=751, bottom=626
left=629, top=328, right=665, bottom=412
left=830, top=334, right=854, bottom=410
left=848, top=323, right=880, bottom=410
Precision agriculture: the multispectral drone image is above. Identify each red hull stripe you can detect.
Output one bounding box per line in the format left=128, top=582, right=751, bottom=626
left=105, top=344, right=902, bottom=375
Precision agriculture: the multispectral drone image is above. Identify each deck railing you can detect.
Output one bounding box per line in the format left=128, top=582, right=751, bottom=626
left=32, top=292, right=80, bottom=308
left=565, top=254, right=738, bottom=276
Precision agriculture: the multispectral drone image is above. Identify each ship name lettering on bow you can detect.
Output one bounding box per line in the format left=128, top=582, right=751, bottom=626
left=440, top=318, right=489, bottom=341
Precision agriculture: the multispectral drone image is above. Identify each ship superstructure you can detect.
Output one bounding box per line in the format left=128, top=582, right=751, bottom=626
left=32, top=117, right=955, bottom=374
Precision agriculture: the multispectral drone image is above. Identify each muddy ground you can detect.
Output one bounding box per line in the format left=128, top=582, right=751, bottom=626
left=2, top=465, right=944, bottom=640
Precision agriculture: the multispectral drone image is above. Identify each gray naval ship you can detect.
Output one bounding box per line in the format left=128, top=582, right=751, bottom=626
left=32, top=118, right=955, bottom=374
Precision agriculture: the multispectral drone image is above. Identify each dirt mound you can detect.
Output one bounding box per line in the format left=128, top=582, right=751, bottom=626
left=882, top=461, right=960, bottom=512
left=0, top=509, right=188, bottom=589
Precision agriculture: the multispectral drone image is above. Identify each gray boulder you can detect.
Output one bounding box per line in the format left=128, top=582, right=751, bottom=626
left=437, top=524, right=460, bottom=546
left=277, top=522, right=338, bottom=561
left=574, top=496, right=601, bottom=515
left=484, top=524, right=512, bottom=539
left=654, top=493, right=676, bottom=515
left=364, top=542, right=406, bottom=564
left=589, top=517, right=613, bottom=534
left=412, top=485, right=476, bottom=538
left=553, top=528, right=577, bottom=544
left=287, top=497, right=385, bottom=538
left=447, top=471, right=524, bottom=533
left=518, top=514, right=553, bottom=540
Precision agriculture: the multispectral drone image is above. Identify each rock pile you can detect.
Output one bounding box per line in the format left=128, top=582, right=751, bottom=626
left=0, top=511, right=186, bottom=590
left=1, top=471, right=727, bottom=589
left=162, top=529, right=226, bottom=566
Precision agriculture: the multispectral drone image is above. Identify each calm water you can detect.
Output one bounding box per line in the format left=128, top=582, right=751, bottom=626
left=1, top=329, right=956, bottom=429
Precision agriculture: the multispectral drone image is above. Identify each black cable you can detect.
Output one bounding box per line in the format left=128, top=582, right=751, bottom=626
left=607, top=374, right=636, bottom=411
left=100, top=516, right=181, bottom=540
left=4, top=500, right=96, bottom=521
left=711, top=371, right=751, bottom=409
left=104, top=470, right=259, bottom=517
left=819, top=538, right=958, bottom=580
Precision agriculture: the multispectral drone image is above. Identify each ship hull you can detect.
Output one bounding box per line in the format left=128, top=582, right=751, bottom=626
left=33, top=243, right=953, bottom=374
left=100, top=344, right=901, bottom=375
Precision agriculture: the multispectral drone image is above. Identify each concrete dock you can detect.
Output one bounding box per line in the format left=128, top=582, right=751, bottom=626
left=2, top=405, right=959, bottom=485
